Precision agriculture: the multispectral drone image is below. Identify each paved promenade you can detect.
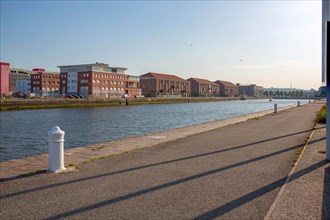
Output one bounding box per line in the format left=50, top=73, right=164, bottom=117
left=269, top=123, right=329, bottom=220
left=0, top=102, right=329, bottom=219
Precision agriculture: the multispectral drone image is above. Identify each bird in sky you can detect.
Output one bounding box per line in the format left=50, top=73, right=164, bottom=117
left=240, top=59, right=243, bottom=62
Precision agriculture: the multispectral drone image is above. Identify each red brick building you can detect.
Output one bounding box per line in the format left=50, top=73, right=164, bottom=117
left=214, top=80, right=238, bottom=97
left=187, top=77, right=219, bottom=97
left=140, top=72, right=191, bottom=97
left=58, top=63, right=141, bottom=98
left=126, top=75, right=141, bottom=97
left=0, top=62, right=10, bottom=96
left=30, top=68, right=60, bottom=97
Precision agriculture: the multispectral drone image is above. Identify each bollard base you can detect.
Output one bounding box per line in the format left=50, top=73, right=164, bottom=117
left=48, top=167, right=67, bottom=173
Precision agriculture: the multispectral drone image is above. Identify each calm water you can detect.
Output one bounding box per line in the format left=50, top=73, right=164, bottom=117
left=0, top=99, right=308, bottom=161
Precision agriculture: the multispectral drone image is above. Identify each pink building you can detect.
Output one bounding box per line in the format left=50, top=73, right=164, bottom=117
left=0, top=62, right=10, bottom=96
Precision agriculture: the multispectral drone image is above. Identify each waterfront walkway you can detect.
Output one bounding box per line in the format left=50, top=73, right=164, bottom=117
left=0, top=102, right=329, bottom=219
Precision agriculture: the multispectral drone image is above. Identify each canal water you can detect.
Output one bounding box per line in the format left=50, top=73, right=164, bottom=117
left=0, top=99, right=308, bottom=161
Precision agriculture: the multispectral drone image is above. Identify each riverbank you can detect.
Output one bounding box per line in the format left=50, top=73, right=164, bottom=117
left=0, top=97, right=241, bottom=111
left=0, top=101, right=309, bottom=180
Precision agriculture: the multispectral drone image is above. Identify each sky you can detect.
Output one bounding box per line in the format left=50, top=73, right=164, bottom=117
left=0, top=0, right=322, bottom=89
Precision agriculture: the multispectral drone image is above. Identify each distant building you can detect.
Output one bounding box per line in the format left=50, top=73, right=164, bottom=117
left=140, top=72, right=190, bottom=97
left=30, top=68, right=60, bottom=97
left=7, top=68, right=59, bottom=97
left=9, top=69, right=31, bottom=95
left=187, top=78, right=219, bottom=97
left=237, top=84, right=263, bottom=97
left=58, top=62, right=140, bottom=98
left=16, top=76, right=31, bottom=95
left=0, top=62, right=10, bottom=96
left=214, top=80, right=238, bottom=97
left=126, top=75, right=141, bottom=97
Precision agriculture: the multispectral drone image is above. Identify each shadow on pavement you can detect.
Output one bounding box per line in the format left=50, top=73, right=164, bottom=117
left=195, top=160, right=330, bottom=220
left=42, top=141, right=328, bottom=219
left=1, top=128, right=319, bottom=200
left=322, top=166, right=330, bottom=220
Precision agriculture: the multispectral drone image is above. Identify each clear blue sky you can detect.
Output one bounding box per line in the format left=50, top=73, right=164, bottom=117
left=0, top=0, right=321, bottom=89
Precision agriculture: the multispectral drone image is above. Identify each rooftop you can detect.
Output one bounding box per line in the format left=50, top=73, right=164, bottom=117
left=10, top=68, right=59, bottom=75
left=214, top=80, right=237, bottom=87
left=141, top=72, right=187, bottom=82
left=57, top=62, right=127, bottom=70
left=188, top=77, right=217, bottom=85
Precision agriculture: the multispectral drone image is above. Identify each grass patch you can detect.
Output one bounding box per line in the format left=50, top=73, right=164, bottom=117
left=82, top=148, right=143, bottom=165
left=304, top=136, right=310, bottom=143
left=315, top=105, right=326, bottom=123
left=82, top=154, right=115, bottom=164
left=0, top=98, right=241, bottom=111
left=67, top=163, right=80, bottom=170
left=0, top=103, right=123, bottom=111
left=248, top=116, right=261, bottom=121
left=293, top=148, right=304, bottom=163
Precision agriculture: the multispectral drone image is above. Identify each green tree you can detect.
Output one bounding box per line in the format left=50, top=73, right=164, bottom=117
left=276, top=90, right=280, bottom=97
left=264, top=90, right=269, bottom=97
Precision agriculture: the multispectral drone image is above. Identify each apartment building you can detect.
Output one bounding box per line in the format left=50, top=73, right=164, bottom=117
left=214, top=80, right=238, bottom=97
left=16, top=76, right=31, bottom=94
left=140, top=72, right=191, bottom=97
left=237, top=84, right=263, bottom=97
left=9, top=69, right=31, bottom=95
left=30, top=68, right=60, bottom=97
left=126, top=75, right=141, bottom=97
left=0, top=62, right=10, bottom=96
left=187, top=77, right=219, bottom=97
left=58, top=62, right=140, bottom=98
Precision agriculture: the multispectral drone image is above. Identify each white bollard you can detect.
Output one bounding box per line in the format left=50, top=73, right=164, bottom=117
left=48, top=126, right=66, bottom=172
left=274, top=104, right=277, bottom=113
left=298, top=101, right=300, bottom=107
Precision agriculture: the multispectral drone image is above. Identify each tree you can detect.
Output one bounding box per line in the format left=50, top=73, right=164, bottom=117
left=264, top=90, right=269, bottom=97
left=280, top=91, right=284, bottom=97
left=299, top=90, right=304, bottom=97
left=276, top=90, right=280, bottom=97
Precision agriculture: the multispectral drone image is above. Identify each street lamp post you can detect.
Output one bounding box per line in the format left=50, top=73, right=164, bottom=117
left=322, top=0, right=330, bottom=160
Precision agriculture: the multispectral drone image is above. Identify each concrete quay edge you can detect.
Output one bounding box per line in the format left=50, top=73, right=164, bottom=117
left=0, top=103, right=304, bottom=181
